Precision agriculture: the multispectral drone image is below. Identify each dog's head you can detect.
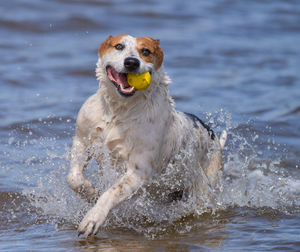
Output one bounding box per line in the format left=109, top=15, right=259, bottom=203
left=97, top=34, right=164, bottom=97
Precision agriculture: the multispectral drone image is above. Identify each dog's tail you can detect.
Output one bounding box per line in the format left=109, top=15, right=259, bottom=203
left=219, top=130, right=227, bottom=150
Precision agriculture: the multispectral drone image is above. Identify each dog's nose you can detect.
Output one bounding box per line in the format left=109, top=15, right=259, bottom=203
left=124, top=57, right=140, bottom=71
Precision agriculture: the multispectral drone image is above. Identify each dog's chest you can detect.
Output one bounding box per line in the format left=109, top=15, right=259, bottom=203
left=104, top=126, right=127, bottom=156
left=93, top=114, right=165, bottom=163
left=92, top=118, right=132, bottom=161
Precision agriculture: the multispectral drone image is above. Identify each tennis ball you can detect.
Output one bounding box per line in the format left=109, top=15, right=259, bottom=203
left=127, top=72, right=151, bottom=90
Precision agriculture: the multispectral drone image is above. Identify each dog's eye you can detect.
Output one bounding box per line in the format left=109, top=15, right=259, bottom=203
left=114, top=44, right=124, bottom=50
left=141, top=48, right=151, bottom=57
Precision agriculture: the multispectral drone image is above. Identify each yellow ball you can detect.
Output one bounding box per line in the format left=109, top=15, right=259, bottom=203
left=127, top=72, right=151, bottom=90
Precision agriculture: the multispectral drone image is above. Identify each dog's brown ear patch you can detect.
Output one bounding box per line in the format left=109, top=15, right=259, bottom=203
left=98, top=35, right=112, bottom=57
left=154, top=40, right=164, bottom=70
left=136, top=37, right=164, bottom=70
left=98, top=34, right=127, bottom=58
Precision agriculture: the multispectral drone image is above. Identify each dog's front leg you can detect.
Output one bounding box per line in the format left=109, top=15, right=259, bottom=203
left=78, top=165, right=148, bottom=237
left=67, top=136, right=97, bottom=201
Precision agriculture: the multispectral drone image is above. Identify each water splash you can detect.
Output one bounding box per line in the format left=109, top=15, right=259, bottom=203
left=19, top=111, right=300, bottom=238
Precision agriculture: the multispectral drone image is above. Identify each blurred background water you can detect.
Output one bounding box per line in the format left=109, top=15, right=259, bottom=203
left=0, top=0, right=299, bottom=251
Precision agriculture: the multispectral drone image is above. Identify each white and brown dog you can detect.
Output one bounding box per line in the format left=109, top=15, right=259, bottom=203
left=67, top=34, right=227, bottom=237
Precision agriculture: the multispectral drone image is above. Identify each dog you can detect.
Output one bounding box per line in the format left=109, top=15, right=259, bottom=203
left=67, top=34, right=227, bottom=237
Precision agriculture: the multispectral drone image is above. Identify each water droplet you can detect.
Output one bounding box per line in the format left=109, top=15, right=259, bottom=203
left=8, top=137, right=15, bottom=145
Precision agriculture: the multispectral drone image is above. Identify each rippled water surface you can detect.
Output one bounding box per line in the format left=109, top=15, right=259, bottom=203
left=1, top=0, right=300, bottom=251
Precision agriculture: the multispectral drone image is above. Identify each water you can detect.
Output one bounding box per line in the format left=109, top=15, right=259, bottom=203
left=1, top=0, right=300, bottom=251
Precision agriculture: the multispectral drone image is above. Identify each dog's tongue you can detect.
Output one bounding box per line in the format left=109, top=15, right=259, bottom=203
left=109, top=67, right=130, bottom=88
left=107, top=67, right=135, bottom=96
left=117, top=72, right=130, bottom=88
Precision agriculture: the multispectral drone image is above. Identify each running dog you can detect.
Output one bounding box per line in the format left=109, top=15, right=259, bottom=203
left=67, top=34, right=227, bottom=237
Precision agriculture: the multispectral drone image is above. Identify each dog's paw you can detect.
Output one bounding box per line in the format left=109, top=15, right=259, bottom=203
left=78, top=207, right=105, bottom=237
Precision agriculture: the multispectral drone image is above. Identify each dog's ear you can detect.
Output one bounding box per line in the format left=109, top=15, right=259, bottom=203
left=98, top=35, right=113, bottom=58
left=153, top=39, right=163, bottom=70
left=144, top=37, right=164, bottom=69
left=144, top=37, right=160, bottom=46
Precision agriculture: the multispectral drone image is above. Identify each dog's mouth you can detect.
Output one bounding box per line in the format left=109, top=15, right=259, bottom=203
left=106, top=66, right=136, bottom=97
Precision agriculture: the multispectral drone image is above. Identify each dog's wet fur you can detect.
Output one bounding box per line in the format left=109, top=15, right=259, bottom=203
left=67, top=34, right=227, bottom=237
